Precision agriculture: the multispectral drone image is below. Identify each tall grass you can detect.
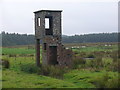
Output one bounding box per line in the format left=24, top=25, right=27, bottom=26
left=2, top=43, right=119, bottom=88
left=91, top=72, right=119, bottom=88
left=38, top=65, right=68, bottom=79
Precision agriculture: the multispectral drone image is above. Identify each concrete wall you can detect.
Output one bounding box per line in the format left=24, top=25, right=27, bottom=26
left=34, top=10, right=72, bottom=67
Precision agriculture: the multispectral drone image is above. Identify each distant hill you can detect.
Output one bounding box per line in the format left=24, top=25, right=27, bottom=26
left=0, top=31, right=118, bottom=47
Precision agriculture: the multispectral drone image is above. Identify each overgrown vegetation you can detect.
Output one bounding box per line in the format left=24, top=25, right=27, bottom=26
left=1, top=42, right=119, bottom=88
left=38, top=65, right=68, bottom=79
left=1, top=59, right=10, bottom=69
left=90, top=72, right=119, bottom=88
left=20, top=64, right=39, bottom=74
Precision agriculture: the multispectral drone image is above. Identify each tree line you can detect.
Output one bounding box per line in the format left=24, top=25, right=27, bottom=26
left=0, top=31, right=118, bottom=47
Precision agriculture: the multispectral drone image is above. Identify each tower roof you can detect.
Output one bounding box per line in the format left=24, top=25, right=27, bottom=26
left=34, top=10, right=62, bottom=13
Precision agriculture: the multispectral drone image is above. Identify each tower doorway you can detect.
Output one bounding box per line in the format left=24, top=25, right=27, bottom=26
left=49, top=46, right=58, bottom=65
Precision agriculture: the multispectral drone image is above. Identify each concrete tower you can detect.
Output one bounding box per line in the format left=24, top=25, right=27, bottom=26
left=34, top=10, right=72, bottom=67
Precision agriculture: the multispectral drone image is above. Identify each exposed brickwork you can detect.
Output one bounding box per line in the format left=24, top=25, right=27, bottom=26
left=57, top=45, right=73, bottom=67
left=34, top=10, right=72, bottom=67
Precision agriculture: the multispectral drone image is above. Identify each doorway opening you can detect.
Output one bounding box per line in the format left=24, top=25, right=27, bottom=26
left=49, top=46, right=58, bottom=65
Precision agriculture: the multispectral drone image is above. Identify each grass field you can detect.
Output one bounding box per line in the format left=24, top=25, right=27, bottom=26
left=1, top=42, right=119, bottom=88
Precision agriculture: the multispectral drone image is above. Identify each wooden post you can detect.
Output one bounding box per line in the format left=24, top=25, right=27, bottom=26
left=36, top=39, right=40, bottom=67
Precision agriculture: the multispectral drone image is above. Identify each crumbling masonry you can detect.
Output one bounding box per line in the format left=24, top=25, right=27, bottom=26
left=34, top=10, right=72, bottom=67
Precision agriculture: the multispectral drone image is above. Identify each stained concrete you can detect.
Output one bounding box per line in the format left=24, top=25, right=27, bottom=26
left=34, top=10, right=72, bottom=67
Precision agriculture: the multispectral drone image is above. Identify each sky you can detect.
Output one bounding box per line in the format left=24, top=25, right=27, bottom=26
left=0, top=0, right=119, bottom=35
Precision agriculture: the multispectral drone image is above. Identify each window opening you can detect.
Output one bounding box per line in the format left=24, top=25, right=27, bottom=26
left=38, top=17, right=41, bottom=26
left=45, top=16, right=53, bottom=35
left=45, top=18, right=49, bottom=29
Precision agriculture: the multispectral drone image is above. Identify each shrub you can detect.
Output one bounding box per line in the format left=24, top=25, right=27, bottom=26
left=91, top=72, right=109, bottom=88
left=73, top=56, right=86, bottom=69
left=39, top=65, right=67, bottom=79
left=109, top=59, right=120, bottom=72
left=91, top=72, right=119, bottom=88
left=9, top=54, right=16, bottom=57
left=111, top=50, right=118, bottom=62
left=85, top=59, right=95, bottom=68
left=95, top=57, right=103, bottom=67
left=86, top=56, right=103, bottom=69
left=20, top=64, right=67, bottom=79
left=20, top=64, right=39, bottom=74
left=79, top=52, right=87, bottom=57
left=38, top=65, right=50, bottom=76
left=106, top=77, right=120, bottom=88
left=49, top=65, right=66, bottom=79
left=111, top=62, right=118, bottom=72
left=1, top=59, right=10, bottom=69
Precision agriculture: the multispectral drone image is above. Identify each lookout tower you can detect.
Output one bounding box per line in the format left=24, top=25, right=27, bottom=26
left=34, top=10, right=72, bottom=67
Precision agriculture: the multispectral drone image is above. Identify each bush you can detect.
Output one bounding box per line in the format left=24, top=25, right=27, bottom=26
left=1, top=59, right=10, bottom=69
left=111, top=50, right=118, bottom=62
left=49, top=66, right=66, bottom=79
left=20, top=64, right=67, bottom=79
left=86, top=57, right=103, bottom=69
left=73, top=56, right=86, bottom=69
left=91, top=72, right=119, bottom=88
left=95, top=57, right=103, bottom=67
left=107, top=58, right=120, bottom=72
left=39, top=65, right=67, bottom=79
left=20, top=64, right=39, bottom=74
left=109, top=59, right=120, bottom=72
left=106, top=77, right=120, bottom=88
left=86, top=59, right=94, bottom=68
left=9, top=54, right=16, bottom=57
left=79, top=52, right=87, bottom=57
left=91, top=72, right=109, bottom=88
left=111, top=62, right=118, bottom=72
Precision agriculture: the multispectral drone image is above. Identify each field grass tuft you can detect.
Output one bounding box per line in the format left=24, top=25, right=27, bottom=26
left=1, top=43, right=119, bottom=88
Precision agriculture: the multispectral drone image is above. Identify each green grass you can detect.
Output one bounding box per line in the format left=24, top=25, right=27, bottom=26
left=2, top=69, right=77, bottom=88
left=72, top=45, right=118, bottom=53
left=2, top=55, right=78, bottom=88
left=1, top=43, right=119, bottom=88
left=64, top=69, right=118, bottom=88
left=1, top=44, right=117, bottom=55
left=2, top=48, right=35, bottom=55
left=2, top=56, right=78, bottom=88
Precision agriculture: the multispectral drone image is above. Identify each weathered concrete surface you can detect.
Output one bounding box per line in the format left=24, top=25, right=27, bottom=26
left=34, top=10, right=72, bottom=67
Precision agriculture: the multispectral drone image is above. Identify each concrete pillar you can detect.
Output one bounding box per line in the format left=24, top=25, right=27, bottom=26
left=36, top=39, right=40, bottom=67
